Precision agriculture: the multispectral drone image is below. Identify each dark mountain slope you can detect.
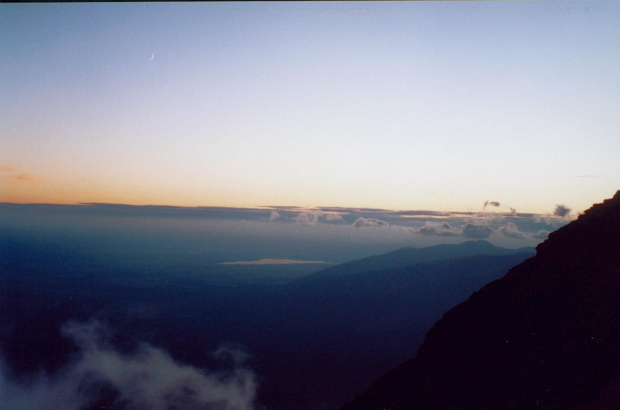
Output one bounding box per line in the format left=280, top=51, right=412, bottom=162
left=343, top=191, right=620, bottom=410
left=251, top=252, right=534, bottom=410
left=302, top=240, right=533, bottom=280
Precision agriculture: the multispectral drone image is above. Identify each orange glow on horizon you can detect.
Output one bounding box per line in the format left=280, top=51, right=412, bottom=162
left=0, top=164, right=596, bottom=215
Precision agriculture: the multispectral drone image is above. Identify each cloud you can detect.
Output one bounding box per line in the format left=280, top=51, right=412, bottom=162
left=0, top=320, right=257, bottom=410
left=294, top=210, right=343, bottom=225
left=295, top=211, right=323, bottom=225
left=483, top=200, right=501, bottom=210
left=497, top=222, right=527, bottom=240
left=0, top=166, right=37, bottom=183
left=530, top=230, right=550, bottom=239
left=533, top=204, right=573, bottom=227
left=352, top=217, right=390, bottom=229
left=553, top=204, right=571, bottom=218
left=414, top=220, right=499, bottom=239
left=461, top=223, right=494, bottom=239
left=269, top=210, right=280, bottom=221
left=211, top=344, right=252, bottom=367
left=417, top=221, right=460, bottom=236
left=11, top=173, right=37, bottom=182
left=324, top=212, right=343, bottom=221
left=483, top=200, right=518, bottom=214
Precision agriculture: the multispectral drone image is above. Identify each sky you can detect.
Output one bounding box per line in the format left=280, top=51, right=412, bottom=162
left=1, top=1, right=619, bottom=214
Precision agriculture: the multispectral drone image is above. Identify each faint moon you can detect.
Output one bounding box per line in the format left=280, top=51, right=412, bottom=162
left=150, top=53, right=155, bottom=60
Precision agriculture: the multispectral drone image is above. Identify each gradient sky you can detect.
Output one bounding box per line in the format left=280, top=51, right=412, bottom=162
left=1, top=1, right=619, bottom=214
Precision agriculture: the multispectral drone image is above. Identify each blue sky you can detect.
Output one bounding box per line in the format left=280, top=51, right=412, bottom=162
left=1, top=1, right=618, bottom=213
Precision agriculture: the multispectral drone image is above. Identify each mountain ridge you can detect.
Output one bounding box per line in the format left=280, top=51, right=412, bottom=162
left=343, top=191, right=620, bottom=409
left=300, top=240, right=534, bottom=282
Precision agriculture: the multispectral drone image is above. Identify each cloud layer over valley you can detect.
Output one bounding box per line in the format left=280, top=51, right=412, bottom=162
left=0, top=202, right=573, bottom=271
left=0, top=321, right=257, bottom=410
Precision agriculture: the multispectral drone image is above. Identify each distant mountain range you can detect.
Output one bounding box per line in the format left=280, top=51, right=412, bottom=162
left=301, top=239, right=533, bottom=280
left=343, top=191, right=620, bottom=409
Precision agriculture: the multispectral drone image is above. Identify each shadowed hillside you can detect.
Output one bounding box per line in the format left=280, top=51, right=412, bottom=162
left=343, top=191, right=620, bottom=409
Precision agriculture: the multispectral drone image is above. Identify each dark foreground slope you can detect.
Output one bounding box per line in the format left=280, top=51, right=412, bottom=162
left=344, top=191, right=620, bottom=410
left=261, top=251, right=533, bottom=409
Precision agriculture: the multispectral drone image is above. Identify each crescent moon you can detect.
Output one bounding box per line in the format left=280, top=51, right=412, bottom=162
left=150, top=53, right=155, bottom=61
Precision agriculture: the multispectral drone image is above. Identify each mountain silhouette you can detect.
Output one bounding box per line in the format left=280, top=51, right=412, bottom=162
left=256, top=243, right=534, bottom=409
left=301, top=240, right=533, bottom=281
left=343, top=191, right=620, bottom=409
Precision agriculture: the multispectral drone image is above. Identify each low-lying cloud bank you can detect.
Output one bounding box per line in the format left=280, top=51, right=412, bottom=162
left=0, top=320, right=257, bottom=410
left=263, top=203, right=573, bottom=241
left=0, top=202, right=575, bottom=262
left=415, top=220, right=544, bottom=241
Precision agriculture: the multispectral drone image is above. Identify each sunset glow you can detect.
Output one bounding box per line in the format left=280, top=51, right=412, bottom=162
left=2, top=1, right=618, bottom=214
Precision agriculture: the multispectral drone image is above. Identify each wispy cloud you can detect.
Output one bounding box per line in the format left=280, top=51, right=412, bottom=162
left=497, top=222, right=527, bottom=240
left=294, top=210, right=343, bottom=225
left=10, top=173, right=37, bottom=182
left=324, top=212, right=343, bottom=221
left=415, top=220, right=494, bottom=239
left=0, top=320, right=257, bottom=410
left=483, top=200, right=501, bottom=210
left=0, top=166, right=37, bottom=183
left=483, top=200, right=517, bottom=214
left=530, top=230, right=550, bottom=240
left=295, top=211, right=323, bottom=225
left=352, top=217, right=390, bottom=229
left=417, top=221, right=460, bottom=236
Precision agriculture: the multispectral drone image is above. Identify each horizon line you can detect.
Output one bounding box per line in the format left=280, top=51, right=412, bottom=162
left=0, top=201, right=546, bottom=216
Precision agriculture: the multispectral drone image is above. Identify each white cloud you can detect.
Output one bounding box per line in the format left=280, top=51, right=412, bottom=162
left=324, top=212, right=343, bottom=221
left=497, top=222, right=527, bottom=240
left=295, top=211, right=323, bottom=225
left=417, top=221, right=460, bottom=236
left=530, top=230, right=550, bottom=240
left=352, top=217, right=390, bottom=229
left=0, top=320, right=257, bottom=410
left=294, top=210, right=343, bottom=225
left=269, top=210, right=280, bottom=221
